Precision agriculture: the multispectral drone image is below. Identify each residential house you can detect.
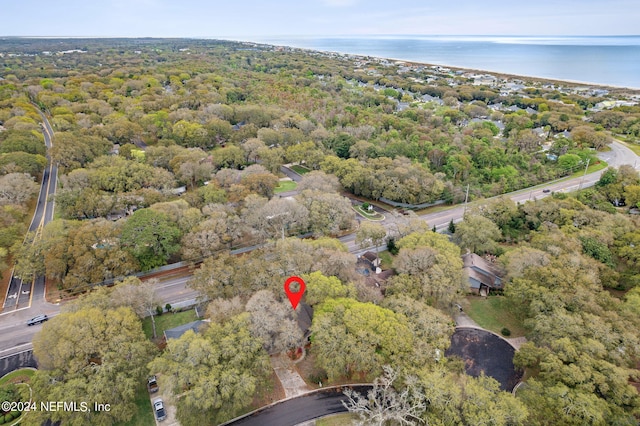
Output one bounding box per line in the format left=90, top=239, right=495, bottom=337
left=163, top=320, right=206, bottom=340
left=297, top=302, right=314, bottom=340
left=462, top=252, right=504, bottom=296
left=361, top=251, right=381, bottom=268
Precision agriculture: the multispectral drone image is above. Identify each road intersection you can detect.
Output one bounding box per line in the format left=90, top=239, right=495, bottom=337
left=0, top=139, right=638, bottom=361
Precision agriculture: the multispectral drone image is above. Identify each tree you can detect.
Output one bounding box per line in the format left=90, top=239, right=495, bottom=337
left=245, top=290, right=304, bottom=353
left=242, top=196, right=309, bottom=241
left=148, top=313, right=270, bottom=425
left=188, top=252, right=246, bottom=300
left=31, top=306, right=155, bottom=425
left=356, top=222, right=387, bottom=262
left=111, top=277, right=161, bottom=337
left=12, top=231, right=45, bottom=283
left=240, top=169, right=279, bottom=198
left=43, top=218, right=140, bottom=292
left=303, top=271, right=354, bottom=306
left=180, top=210, right=242, bottom=260
left=558, top=153, right=582, bottom=171
left=297, top=170, right=341, bottom=193
left=382, top=295, right=454, bottom=366
left=0, top=151, right=47, bottom=177
left=0, top=129, right=45, bottom=155
left=311, top=298, right=413, bottom=380
left=388, top=231, right=465, bottom=307
left=453, top=214, right=502, bottom=254
left=0, top=172, right=39, bottom=205
left=120, top=208, right=181, bottom=270
left=50, top=132, right=111, bottom=172
left=343, top=366, right=426, bottom=426
left=297, top=189, right=354, bottom=236
left=211, top=145, right=245, bottom=169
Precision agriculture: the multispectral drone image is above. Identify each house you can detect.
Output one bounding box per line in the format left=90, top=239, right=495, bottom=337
left=296, top=302, right=314, bottom=340
left=361, top=251, right=381, bottom=268
left=163, top=320, right=206, bottom=340
left=169, top=186, right=187, bottom=196
left=462, top=252, right=504, bottom=296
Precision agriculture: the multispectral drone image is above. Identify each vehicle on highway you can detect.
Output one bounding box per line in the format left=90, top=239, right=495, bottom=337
left=148, top=375, right=159, bottom=393
left=153, top=399, right=166, bottom=421
left=26, top=314, right=48, bottom=326
left=542, top=188, right=551, bottom=193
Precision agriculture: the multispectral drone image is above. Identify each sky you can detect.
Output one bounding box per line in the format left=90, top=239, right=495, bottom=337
left=3, top=0, right=639, bottom=39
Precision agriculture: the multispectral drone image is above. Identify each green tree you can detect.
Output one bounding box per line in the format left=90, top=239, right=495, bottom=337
left=120, top=208, right=181, bottom=270
left=311, top=297, right=414, bottom=380
left=303, top=271, right=354, bottom=306
left=148, top=313, right=270, bottom=425
left=453, top=214, right=502, bottom=254
left=31, top=306, right=155, bottom=426
left=558, top=153, right=582, bottom=171
left=388, top=231, right=464, bottom=307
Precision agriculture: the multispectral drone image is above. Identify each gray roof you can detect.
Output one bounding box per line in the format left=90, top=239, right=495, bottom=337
left=164, top=320, right=205, bottom=340
left=462, top=253, right=504, bottom=289
left=297, top=303, right=314, bottom=338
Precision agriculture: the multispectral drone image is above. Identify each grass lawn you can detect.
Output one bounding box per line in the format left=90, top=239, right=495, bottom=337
left=274, top=180, right=297, bottom=193
left=0, top=368, right=35, bottom=386
left=465, top=295, right=527, bottom=338
left=142, top=309, right=199, bottom=340
left=354, top=205, right=384, bottom=220
left=377, top=250, right=393, bottom=270
left=567, top=159, right=608, bottom=178
left=290, top=164, right=311, bottom=175
left=116, top=382, right=155, bottom=426
left=316, top=413, right=358, bottom=425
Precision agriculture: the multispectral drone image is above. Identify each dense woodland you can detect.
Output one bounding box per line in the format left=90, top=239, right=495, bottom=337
left=1, top=38, right=640, bottom=425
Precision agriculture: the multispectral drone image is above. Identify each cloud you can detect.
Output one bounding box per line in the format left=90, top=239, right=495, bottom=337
left=319, top=0, right=359, bottom=6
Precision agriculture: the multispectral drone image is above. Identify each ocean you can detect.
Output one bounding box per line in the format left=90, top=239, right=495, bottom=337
left=254, top=35, right=640, bottom=89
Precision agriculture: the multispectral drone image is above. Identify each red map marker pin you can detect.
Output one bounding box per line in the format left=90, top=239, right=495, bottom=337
left=284, top=276, right=306, bottom=310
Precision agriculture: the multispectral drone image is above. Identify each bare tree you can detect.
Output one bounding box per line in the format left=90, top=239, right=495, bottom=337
left=356, top=222, right=387, bottom=263
left=342, top=365, right=426, bottom=426
left=111, top=277, right=162, bottom=338
left=246, top=290, right=303, bottom=354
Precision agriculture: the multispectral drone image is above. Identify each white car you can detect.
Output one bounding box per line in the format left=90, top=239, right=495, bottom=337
left=153, top=399, right=166, bottom=422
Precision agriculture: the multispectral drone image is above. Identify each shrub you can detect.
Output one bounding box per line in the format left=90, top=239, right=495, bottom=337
left=501, top=327, right=511, bottom=336
left=387, top=237, right=399, bottom=255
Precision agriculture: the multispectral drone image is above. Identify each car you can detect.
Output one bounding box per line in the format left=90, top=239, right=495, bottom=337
left=153, top=399, right=166, bottom=422
left=542, top=188, right=551, bottom=193
left=27, top=314, right=48, bottom=326
left=147, top=375, right=159, bottom=393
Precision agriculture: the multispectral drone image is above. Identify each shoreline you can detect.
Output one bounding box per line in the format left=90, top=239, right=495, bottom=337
left=251, top=40, right=640, bottom=93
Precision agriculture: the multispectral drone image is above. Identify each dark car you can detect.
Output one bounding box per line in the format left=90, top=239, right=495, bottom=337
left=27, top=314, right=48, bottom=326
left=542, top=188, right=551, bottom=193
left=153, top=399, right=166, bottom=422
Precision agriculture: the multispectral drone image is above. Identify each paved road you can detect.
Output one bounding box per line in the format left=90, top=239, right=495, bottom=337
left=2, top=112, right=57, bottom=312
left=223, top=386, right=372, bottom=426
left=0, top=141, right=638, bottom=358
left=0, top=350, right=36, bottom=378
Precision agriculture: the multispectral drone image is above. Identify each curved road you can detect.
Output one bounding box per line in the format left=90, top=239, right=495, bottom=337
left=222, top=386, right=371, bottom=426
